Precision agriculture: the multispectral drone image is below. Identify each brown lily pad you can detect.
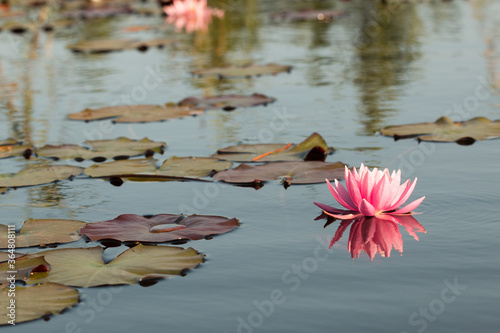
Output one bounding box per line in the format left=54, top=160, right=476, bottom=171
left=271, top=9, right=347, bottom=22
left=25, top=244, right=204, bottom=287
left=81, top=214, right=239, bottom=243
left=0, top=283, right=79, bottom=325
left=37, top=137, right=166, bottom=161
left=178, top=93, right=275, bottom=111
left=0, top=165, right=83, bottom=188
left=61, top=6, right=133, bottom=19
left=0, top=219, right=87, bottom=249
left=67, top=104, right=204, bottom=123
left=212, top=161, right=346, bottom=186
left=0, top=144, right=32, bottom=159
left=213, top=132, right=334, bottom=162
left=192, top=63, right=292, bottom=79
left=67, top=38, right=175, bottom=53
left=84, top=157, right=231, bottom=181
left=380, top=116, right=500, bottom=144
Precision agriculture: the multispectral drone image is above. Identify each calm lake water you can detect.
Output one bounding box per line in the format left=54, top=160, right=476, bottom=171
left=1, top=0, right=499, bottom=332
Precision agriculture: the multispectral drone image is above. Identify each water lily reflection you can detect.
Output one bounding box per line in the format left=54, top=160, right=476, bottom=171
left=320, top=214, right=425, bottom=260
left=163, top=0, right=224, bottom=33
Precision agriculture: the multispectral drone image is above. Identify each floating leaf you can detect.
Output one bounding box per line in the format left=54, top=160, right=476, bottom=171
left=178, top=93, right=275, bottom=111
left=37, top=137, right=166, bottom=161
left=0, top=255, right=50, bottom=281
left=81, top=214, right=239, bottom=243
left=271, top=9, right=347, bottom=22
left=0, top=144, right=32, bottom=159
left=0, top=138, right=20, bottom=146
left=213, top=161, right=346, bottom=185
left=0, top=219, right=87, bottom=249
left=213, top=132, right=334, bottom=162
left=61, top=6, right=133, bottom=19
left=67, top=104, right=203, bottom=123
left=380, top=116, right=500, bottom=144
left=0, top=165, right=83, bottom=188
left=25, top=244, right=204, bottom=287
left=84, top=157, right=231, bottom=180
left=0, top=283, right=79, bottom=325
left=67, top=38, right=175, bottom=53
left=192, top=63, right=292, bottom=79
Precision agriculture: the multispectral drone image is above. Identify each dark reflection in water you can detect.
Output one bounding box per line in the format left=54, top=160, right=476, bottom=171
left=319, top=214, right=425, bottom=260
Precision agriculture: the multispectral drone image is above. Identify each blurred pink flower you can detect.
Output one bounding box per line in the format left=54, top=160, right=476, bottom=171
left=328, top=215, right=425, bottom=260
left=314, top=164, right=425, bottom=219
left=163, top=0, right=224, bottom=33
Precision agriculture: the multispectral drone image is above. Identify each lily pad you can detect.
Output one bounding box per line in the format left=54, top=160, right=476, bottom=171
left=0, top=219, right=87, bottom=249
left=84, top=157, right=231, bottom=181
left=67, top=104, right=204, bottom=123
left=0, top=144, right=32, bottom=159
left=178, top=93, right=275, bottom=111
left=212, top=161, right=346, bottom=186
left=0, top=165, right=83, bottom=188
left=81, top=214, right=239, bottom=243
left=0, top=255, right=50, bottom=281
left=0, top=138, right=20, bottom=146
left=61, top=6, right=133, bottom=19
left=213, top=132, right=334, bottom=162
left=37, top=137, right=166, bottom=161
left=25, top=244, right=204, bottom=287
left=192, top=63, right=293, bottom=79
left=271, top=9, right=347, bottom=22
left=0, top=283, right=79, bottom=325
left=380, top=116, right=500, bottom=144
left=67, top=38, right=176, bottom=53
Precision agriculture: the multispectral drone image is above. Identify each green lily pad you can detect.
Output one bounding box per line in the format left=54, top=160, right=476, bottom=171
left=25, top=244, right=204, bottom=287
left=0, top=255, right=50, bottom=281
left=0, top=165, right=83, bottom=188
left=213, top=161, right=346, bottom=186
left=0, top=144, right=32, bottom=159
left=178, top=93, right=275, bottom=111
left=0, top=219, right=87, bottom=249
left=0, top=282, right=79, bottom=325
left=380, top=116, right=500, bottom=144
left=84, top=157, right=231, bottom=181
left=192, top=63, right=292, bottom=79
left=67, top=38, right=176, bottom=53
left=213, top=132, right=334, bottom=162
left=37, top=137, right=166, bottom=161
left=67, top=104, right=204, bottom=123
left=80, top=214, right=239, bottom=243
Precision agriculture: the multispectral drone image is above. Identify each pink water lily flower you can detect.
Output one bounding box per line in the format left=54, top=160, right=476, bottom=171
left=314, top=164, right=425, bottom=219
left=163, top=0, right=224, bottom=33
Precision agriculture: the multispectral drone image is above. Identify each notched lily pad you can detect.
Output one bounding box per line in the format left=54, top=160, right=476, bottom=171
left=0, top=165, right=83, bottom=188
left=84, top=157, right=231, bottom=181
left=213, top=132, right=334, bottom=162
left=25, top=244, right=204, bottom=287
left=271, top=9, right=347, bottom=22
left=0, top=282, right=79, bottom=325
left=178, top=93, right=275, bottom=111
left=0, top=219, right=87, bottom=249
left=80, top=214, right=239, bottom=243
left=192, top=63, right=292, bottom=79
left=67, top=104, right=204, bottom=123
left=37, top=137, right=166, bottom=161
left=380, top=116, right=500, bottom=144
left=0, top=143, right=32, bottom=159
left=0, top=255, right=50, bottom=281
left=67, top=38, right=175, bottom=53
left=213, top=161, right=346, bottom=186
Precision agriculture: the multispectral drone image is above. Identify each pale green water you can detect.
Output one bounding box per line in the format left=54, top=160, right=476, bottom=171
left=0, top=0, right=499, bottom=332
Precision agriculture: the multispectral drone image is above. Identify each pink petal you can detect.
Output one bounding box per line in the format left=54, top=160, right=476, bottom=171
left=333, top=179, right=358, bottom=211
left=370, top=174, right=392, bottom=211
left=392, top=196, right=425, bottom=214
left=328, top=220, right=354, bottom=249
left=387, top=179, right=414, bottom=211
left=359, top=199, right=376, bottom=216
left=323, top=211, right=363, bottom=220
left=313, top=202, right=354, bottom=214
left=326, top=179, right=357, bottom=211
left=346, top=170, right=363, bottom=207
left=359, top=169, right=375, bottom=201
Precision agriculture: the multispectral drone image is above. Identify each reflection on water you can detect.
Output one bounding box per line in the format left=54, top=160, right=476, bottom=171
left=319, top=214, right=425, bottom=260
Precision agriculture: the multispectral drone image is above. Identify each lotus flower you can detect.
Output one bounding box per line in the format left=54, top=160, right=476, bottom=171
left=163, top=0, right=224, bottom=33
left=314, top=164, right=425, bottom=219
left=326, top=215, right=426, bottom=260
